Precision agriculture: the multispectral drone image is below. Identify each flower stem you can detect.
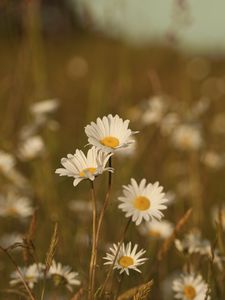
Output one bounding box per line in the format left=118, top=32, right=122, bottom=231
left=0, top=246, right=36, bottom=300
left=97, top=218, right=131, bottom=298
left=88, top=181, right=97, bottom=300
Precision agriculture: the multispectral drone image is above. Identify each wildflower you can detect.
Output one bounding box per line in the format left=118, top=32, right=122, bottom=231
left=0, top=150, right=15, bottom=174
left=103, top=242, right=148, bottom=275
left=202, top=151, right=225, bottom=170
left=18, top=135, right=45, bottom=161
left=118, top=178, right=168, bottom=225
left=56, top=146, right=113, bottom=187
left=10, top=263, right=44, bottom=289
left=139, top=220, right=174, bottom=239
left=49, top=261, right=80, bottom=292
left=30, top=99, right=59, bottom=116
left=85, top=114, right=137, bottom=153
left=172, top=273, right=210, bottom=300
left=0, top=233, right=23, bottom=250
left=175, top=230, right=225, bottom=270
left=172, top=124, right=203, bottom=151
left=0, top=193, right=33, bottom=218
left=141, top=95, right=167, bottom=125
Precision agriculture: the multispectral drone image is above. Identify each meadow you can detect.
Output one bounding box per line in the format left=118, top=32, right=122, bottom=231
left=0, top=3, right=225, bottom=300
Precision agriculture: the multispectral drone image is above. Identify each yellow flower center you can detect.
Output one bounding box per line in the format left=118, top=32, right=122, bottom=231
left=183, top=285, right=196, bottom=300
left=100, top=136, right=119, bottom=148
left=79, top=167, right=96, bottom=177
left=118, top=256, right=134, bottom=268
left=149, top=230, right=161, bottom=238
left=134, top=196, right=150, bottom=211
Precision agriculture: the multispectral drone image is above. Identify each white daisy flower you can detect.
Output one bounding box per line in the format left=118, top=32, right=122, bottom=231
left=172, top=273, right=210, bottom=300
left=202, top=151, right=225, bottom=170
left=49, top=261, right=80, bottom=292
left=55, top=146, right=113, bottom=187
left=30, top=99, right=59, bottom=116
left=0, top=193, right=33, bottom=219
left=139, top=220, right=174, bottom=239
left=172, top=124, right=203, bottom=151
left=0, top=150, right=16, bottom=173
left=0, top=233, right=23, bottom=250
left=103, top=242, right=148, bottom=275
left=18, top=135, right=45, bottom=161
left=118, top=178, right=168, bottom=226
left=10, top=263, right=44, bottom=289
left=85, top=114, right=137, bottom=153
left=141, top=95, right=167, bottom=125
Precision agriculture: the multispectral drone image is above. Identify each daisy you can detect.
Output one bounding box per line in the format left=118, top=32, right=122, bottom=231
left=0, top=233, right=23, bottom=250
left=49, top=261, right=80, bottom=292
left=18, top=135, right=45, bottom=161
left=30, top=99, right=59, bottom=116
left=118, top=178, right=168, bottom=226
left=55, top=146, right=113, bottom=187
left=172, top=124, right=203, bottom=151
left=0, top=193, right=33, bottom=218
left=10, top=263, right=44, bottom=289
left=172, top=273, right=210, bottom=300
left=103, top=242, right=148, bottom=275
left=0, top=150, right=16, bottom=174
left=141, top=95, right=167, bottom=125
left=139, top=220, right=174, bottom=239
left=84, top=114, right=137, bottom=153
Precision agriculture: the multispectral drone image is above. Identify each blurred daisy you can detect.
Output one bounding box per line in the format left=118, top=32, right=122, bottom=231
left=160, top=112, right=180, bottom=136
left=0, top=193, right=33, bottom=218
left=85, top=114, right=137, bottom=153
left=139, top=220, right=174, bottom=239
left=18, top=135, right=45, bottom=161
left=0, top=233, right=23, bottom=250
left=172, top=124, right=203, bottom=151
left=103, top=242, right=147, bottom=275
left=56, top=146, right=113, bottom=187
left=202, top=151, right=225, bottom=170
left=118, top=178, right=168, bottom=225
left=10, top=263, right=44, bottom=289
left=0, top=150, right=15, bottom=173
left=30, top=99, right=59, bottom=116
left=172, top=273, right=210, bottom=300
left=142, top=95, right=167, bottom=125
left=49, top=261, right=80, bottom=292
left=68, top=199, right=92, bottom=213
left=174, top=230, right=209, bottom=255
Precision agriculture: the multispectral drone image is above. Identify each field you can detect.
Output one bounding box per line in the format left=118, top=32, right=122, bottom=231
left=0, top=2, right=225, bottom=300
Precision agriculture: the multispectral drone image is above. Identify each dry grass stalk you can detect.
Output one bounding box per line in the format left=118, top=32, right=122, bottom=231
left=157, top=208, right=192, bottom=260
left=23, top=211, right=37, bottom=263
left=71, top=287, right=84, bottom=300
left=117, top=280, right=153, bottom=300
left=45, top=222, right=59, bottom=274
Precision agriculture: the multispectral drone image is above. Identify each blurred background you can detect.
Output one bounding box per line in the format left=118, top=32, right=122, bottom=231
left=0, top=0, right=225, bottom=299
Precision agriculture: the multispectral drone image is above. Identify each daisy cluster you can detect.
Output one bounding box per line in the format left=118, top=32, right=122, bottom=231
left=56, top=114, right=171, bottom=276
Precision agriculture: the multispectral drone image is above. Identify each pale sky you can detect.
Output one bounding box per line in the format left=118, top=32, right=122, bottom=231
left=73, top=0, right=225, bottom=53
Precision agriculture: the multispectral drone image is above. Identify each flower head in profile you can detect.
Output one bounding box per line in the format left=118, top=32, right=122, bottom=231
left=18, top=135, right=45, bottom=161
left=56, top=146, right=113, bottom=186
left=10, top=263, right=44, bottom=289
left=0, top=193, right=34, bottom=219
left=172, top=273, right=210, bottom=300
left=139, top=219, right=174, bottom=239
left=49, top=261, right=80, bottom=292
left=85, top=114, right=137, bottom=153
left=103, top=242, right=148, bottom=275
left=118, top=178, right=168, bottom=225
